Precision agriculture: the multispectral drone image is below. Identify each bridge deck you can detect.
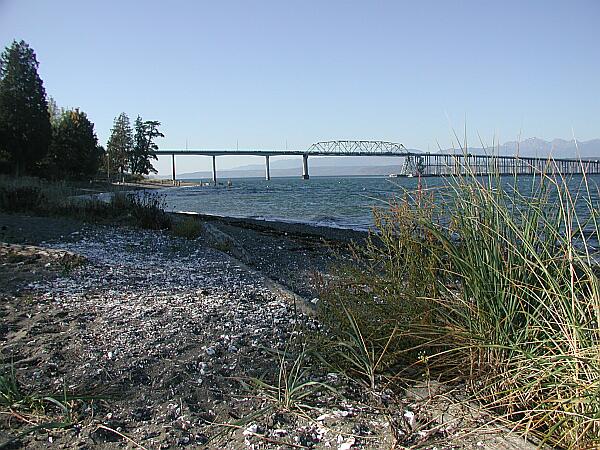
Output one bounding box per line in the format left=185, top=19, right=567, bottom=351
left=155, top=149, right=599, bottom=163
left=155, top=140, right=600, bottom=182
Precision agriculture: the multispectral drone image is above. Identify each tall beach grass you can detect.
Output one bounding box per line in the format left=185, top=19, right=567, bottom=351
left=318, top=162, right=600, bottom=448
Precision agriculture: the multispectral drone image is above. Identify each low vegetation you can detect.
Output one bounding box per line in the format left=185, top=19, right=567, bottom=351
left=171, top=216, right=203, bottom=239
left=317, top=166, right=600, bottom=448
left=0, top=175, right=172, bottom=230
left=119, top=191, right=171, bottom=230
left=0, top=364, right=98, bottom=448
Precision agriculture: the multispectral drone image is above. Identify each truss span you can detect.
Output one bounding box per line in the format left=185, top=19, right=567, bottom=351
left=306, top=140, right=408, bottom=155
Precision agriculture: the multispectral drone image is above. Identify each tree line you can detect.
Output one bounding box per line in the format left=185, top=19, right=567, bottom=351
left=0, top=40, right=163, bottom=181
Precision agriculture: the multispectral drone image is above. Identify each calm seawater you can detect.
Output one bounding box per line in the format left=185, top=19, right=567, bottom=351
left=159, top=175, right=600, bottom=232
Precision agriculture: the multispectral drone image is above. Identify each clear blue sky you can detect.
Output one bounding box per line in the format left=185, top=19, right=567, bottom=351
left=1, top=0, right=599, bottom=174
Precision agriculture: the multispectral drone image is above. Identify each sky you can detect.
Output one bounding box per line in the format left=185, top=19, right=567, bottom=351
left=1, top=0, right=599, bottom=175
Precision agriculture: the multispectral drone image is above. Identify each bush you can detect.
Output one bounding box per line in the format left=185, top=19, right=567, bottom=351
left=0, top=175, right=172, bottom=230
left=122, top=191, right=171, bottom=230
left=0, top=185, right=46, bottom=211
left=316, top=192, right=444, bottom=384
left=0, top=175, right=72, bottom=213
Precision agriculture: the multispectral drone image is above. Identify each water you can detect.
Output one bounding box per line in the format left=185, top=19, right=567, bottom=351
left=161, top=176, right=424, bottom=230
left=159, top=175, right=600, bottom=232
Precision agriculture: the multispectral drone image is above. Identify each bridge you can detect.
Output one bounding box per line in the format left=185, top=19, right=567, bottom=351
left=154, top=140, right=600, bottom=184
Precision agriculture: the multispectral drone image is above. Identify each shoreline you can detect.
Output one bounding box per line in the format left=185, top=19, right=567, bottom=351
left=122, top=180, right=373, bottom=236
left=104, top=180, right=373, bottom=237
left=172, top=210, right=369, bottom=243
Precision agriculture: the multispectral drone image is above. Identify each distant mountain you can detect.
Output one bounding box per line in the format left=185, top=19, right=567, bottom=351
left=442, top=138, right=600, bottom=159
left=173, top=138, right=600, bottom=179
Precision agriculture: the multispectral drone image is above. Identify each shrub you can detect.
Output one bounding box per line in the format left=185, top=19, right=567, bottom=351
left=123, top=191, right=171, bottom=230
left=0, top=185, right=46, bottom=211
left=171, top=216, right=202, bottom=239
left=0, top=175, right=71, bottom=213
left=0, top=175, right=172, bottom=230
left=316, top=191, right=445, bottom=382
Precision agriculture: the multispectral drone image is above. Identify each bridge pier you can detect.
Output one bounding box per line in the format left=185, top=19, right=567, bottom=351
left=171, top=154, right=176, bottom=185
left=302, top=154, right=309, bottom=179
left=212, top=155, right=217, bottom=185
left=265, top=155, right=271, bottom=180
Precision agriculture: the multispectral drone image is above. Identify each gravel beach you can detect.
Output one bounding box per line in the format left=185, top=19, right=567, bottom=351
left=0, top=213, right=537, bottom=449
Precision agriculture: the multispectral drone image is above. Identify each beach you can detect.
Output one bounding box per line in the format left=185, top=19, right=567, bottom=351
left=0, top=211, right=539, bottom=449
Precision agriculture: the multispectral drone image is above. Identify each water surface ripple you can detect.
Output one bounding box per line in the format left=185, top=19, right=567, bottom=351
left=160, top=175, right=600, bottom=232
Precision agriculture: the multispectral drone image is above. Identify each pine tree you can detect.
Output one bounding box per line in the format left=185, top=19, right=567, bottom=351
left=130, top=116, right=163, bottom=176
left=47, top=109, right=103, bottom=180
left=0, top=40, right=51, bottom=175
left=106, top=112, right=132, bottom=181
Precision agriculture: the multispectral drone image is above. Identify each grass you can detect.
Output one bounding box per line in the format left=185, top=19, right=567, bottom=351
left=0, top=175, right=72, bottom=212
left=212, top=239, right=233, bottom=253
left=249, top=350, right=324, bottom=412
left=317, top=162, right=600, bottom=448
left=315, top=304, right=398, bottom=391
left=0, top=175, right=172, bottom=230
left=0, top=364, right=100, bottom=447
left=171, top=216, right=203, bottom=239
left=315, top=191, right=444, bottom=386
left=430, top=169, right=600, bottom=448
left=209, top=342, right=335, bottom=448
left=245, top=342, right=338, bottom=414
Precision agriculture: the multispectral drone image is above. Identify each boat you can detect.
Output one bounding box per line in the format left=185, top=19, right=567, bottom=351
left=388, top=173, right=415, bottom=178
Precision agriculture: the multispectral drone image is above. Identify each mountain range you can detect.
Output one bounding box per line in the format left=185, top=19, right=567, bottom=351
left=173, top=138, right=600, bottom=179
left=445, top=137, right=600, bottom=158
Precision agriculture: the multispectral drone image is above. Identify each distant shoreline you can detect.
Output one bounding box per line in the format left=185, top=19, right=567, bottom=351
left=120, top=179, right=201, bottom=189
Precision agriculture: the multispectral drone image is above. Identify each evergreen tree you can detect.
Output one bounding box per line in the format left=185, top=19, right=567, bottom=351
left=106, top=112, right=132, bottom=181
left=47, top=109, right=103, bottom=180
left=47, top=95, right=64, bottom=127
left=0, top=40, right=51, bottom=175
left=130, top=116, right=163, bottom=176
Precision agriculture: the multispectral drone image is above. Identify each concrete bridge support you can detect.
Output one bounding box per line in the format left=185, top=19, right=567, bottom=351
left=265, top=155, right=271, bottom=180
left=212, top=155, right=217, bottom=185
left=302, top=154, right=309, bottom=179
left=171, top=154, right=176, bottom=185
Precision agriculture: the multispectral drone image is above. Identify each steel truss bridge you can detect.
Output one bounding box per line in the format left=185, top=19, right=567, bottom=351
left=154, top=140, right=600, bottom=184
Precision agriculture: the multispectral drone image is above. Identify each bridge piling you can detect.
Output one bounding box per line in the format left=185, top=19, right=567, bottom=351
left=265, top=155, right=271, bottom=180
left=171, top=154, right=176, bottom=185
left=302, top=154, right=309, bottom=179
left=212, top=155, right=217, bottom=185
